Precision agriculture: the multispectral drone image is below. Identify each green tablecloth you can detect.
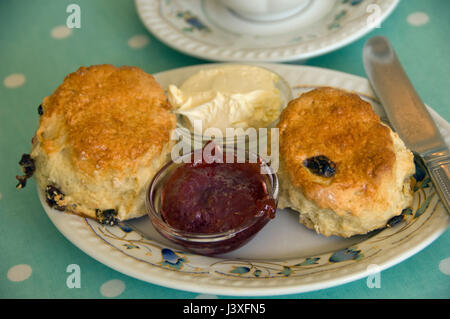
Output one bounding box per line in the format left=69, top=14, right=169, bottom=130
left=1, top=0, right=449, bottom=299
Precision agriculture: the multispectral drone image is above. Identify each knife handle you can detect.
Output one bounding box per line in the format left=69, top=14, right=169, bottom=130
left=423, top=149, right=450, bottom=213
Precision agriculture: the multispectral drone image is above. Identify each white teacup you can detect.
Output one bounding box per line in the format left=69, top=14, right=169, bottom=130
left=220, top=0, right=312, bottom=22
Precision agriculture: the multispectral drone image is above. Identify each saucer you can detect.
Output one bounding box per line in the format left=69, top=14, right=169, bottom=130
left=135, top=0, right=399, bottom=62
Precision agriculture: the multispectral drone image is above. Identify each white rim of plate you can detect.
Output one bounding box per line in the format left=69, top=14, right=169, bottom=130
left=134, top=0, right=400, bottom=62
left=41, top=63, right=449, bottom=296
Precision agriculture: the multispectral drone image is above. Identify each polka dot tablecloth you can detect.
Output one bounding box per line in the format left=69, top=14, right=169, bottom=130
left=1, top=0, right=449, bottom=299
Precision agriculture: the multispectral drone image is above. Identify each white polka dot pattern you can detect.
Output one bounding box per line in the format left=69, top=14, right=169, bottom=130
left=7, top=264, right=32, bottom=282
left=438, top=258, right=450, bottom=275
left=100, top=279, right=126, bottom=297
left=51, top=25, right=72, bottom=39
left=4, top=73, right=26, bottom=88
left=128, top=34, right=150, bottom=49
left=407, top=12, right=429, bottom=26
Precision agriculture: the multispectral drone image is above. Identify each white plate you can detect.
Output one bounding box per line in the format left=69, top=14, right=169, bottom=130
left=41, top=63, right=449, bottom=296
left=135, top=0, right=399, bottom=62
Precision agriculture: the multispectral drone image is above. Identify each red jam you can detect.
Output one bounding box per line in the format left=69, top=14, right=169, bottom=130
left=160, top=149, right=276, bottom=234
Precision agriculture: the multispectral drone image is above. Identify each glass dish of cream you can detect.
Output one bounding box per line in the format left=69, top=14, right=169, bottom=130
left=167, top=64, right=291, bottom=137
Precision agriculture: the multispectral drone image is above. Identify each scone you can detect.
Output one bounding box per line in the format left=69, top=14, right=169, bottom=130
left=277, top=87, right=415, bottom=237
left=17, top=64, right=176, bottom=225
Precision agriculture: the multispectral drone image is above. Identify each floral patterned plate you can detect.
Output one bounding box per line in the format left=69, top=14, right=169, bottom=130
left=40, top=63, right=449, bottom=296
left=135, top=0, right=399, bottom=62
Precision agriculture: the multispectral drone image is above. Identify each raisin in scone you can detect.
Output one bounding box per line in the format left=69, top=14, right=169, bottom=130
left=277, top=87, right=415, bottom=237
left=17, top=64, right=176, bottom=225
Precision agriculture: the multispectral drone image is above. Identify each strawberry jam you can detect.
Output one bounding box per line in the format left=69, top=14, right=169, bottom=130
left=160, top=147, right=276, bottom=235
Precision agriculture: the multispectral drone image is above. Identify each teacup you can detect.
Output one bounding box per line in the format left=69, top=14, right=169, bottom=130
left=220, top=0, right=312, bottom=22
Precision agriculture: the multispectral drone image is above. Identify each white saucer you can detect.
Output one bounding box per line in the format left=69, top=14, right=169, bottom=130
left=135, top=0, right=399, bottom=62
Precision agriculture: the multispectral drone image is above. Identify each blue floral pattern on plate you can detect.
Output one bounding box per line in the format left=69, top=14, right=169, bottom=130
left=81, top=151, right=439, bottom=280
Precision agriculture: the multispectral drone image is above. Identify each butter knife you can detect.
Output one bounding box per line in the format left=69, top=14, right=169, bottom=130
left=363, top=36, right=449, bottom=213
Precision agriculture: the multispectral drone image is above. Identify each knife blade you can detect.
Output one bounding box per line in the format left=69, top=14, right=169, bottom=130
left=363, top=36, right=449, bottom=213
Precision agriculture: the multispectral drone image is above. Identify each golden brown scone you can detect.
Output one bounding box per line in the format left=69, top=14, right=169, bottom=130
left=277, top=87, right=415, bottom=237
left=20, top=64, right=176, bottom=224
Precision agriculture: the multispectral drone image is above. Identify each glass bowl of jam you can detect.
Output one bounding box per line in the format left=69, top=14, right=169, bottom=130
left=145, top=143, right=278, bottom=256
